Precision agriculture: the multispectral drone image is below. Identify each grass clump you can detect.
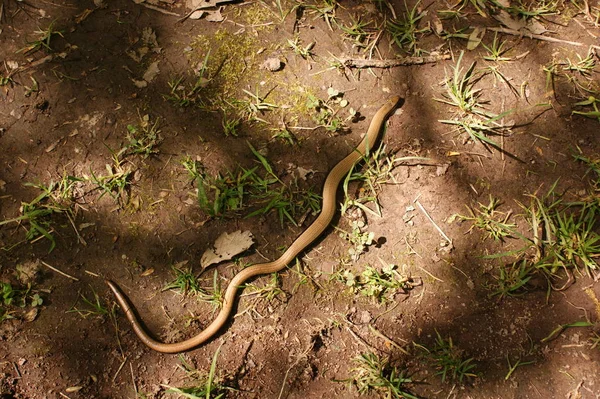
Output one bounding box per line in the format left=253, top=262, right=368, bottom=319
left=416, top=331, right=477, bottom=384
left=0, top=174, right=82, bottom=252
left=343, top=352, right=418, bottom=399
left=386, top=0, right=430, bottom=55
left=183, top=144, right=320, bottom=226
left=17, top=21, right=63, bottom=54
left=165, top=345, right=232, bottom=399
left=436, top=51, right=513, bottom=151
left=450, top=195, right=516, bottom=242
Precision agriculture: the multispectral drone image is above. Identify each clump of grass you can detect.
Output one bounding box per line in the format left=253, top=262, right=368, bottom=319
left=163, top=263, right=204, bottom=296
left=386, top=0, right=430, bottom=55
left=67, top=287, right=110, bottom=319
left=573, top=148, right=600, bottom=187
left=343, top=352, right=418, bottom=399
left=482, top=182, right=600, bottom=287
left=338, top=15, right=376, bottom=52
left=0, top=174, right=82, bottom=252
left=489, top=259, right=536, bottom=300
left=87, top=149, right=133, bottom=204
left=436, top=51, right=513, bottom=151
left=450, top=195, right=517, bottom=241
left=305, top=0, right=338, bottom=31
left=165, top=344, right=232, bottom=398
left=17, top=21, right=63, bottom=54
left=287, top=36, right=316, bottom=60
left=416, top=331, right=477, bottom=384
left=185, top=144, right=320, bottom=225
left=342, top=145, right=427, bottom=218
left=572, top=95, right=600, bottom=122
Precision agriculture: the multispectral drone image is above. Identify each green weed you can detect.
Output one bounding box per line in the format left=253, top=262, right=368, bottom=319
left=336, top=262, right=417, bottom=302
left=305, top=0, right=338, bottom=31
left=125, top=114, right=163, bottom=158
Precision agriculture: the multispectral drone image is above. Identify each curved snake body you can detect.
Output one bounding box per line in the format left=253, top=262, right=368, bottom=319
left=106, top=96, right=401, bottom=353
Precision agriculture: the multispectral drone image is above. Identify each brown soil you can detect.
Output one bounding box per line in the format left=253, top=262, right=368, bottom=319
left=1, top=0, right=600, bottom=398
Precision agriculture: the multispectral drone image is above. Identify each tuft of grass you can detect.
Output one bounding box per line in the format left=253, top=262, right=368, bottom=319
left=482, top=33, right=512, bottom=62
left=338, top=15, right=375, bottom=51
left=416, top=331, right=477, bottom=384
left=165, top=51, right=211, bottom=108
left=163, top=263, right=204, bottom=296
left=67, top=287, right=110, bottom=319
left=305, top=0, right=338, bottom=31
left=0, top=174, right=82, bottom=252
left=287, top=36, right=316, bottom=60
left=17, top=21, right=63, bottom=54
left=572, top=96, right=600, bottom=122
left=436, top=51, right=513, bottom=150
left=386, top=0, right=430, bottom=55
left=506, top=0, right=560, bottom=19
left=343, top=352, right=418, bottom=399
left=239, top=87, right=279, bottom=123
left=87, top=149, right=132, bottom=204
left=489, top=259, right=536, bottom=299
left=165, top=344, right=231, bottom=399
left=451, top=195, right=517, bottom=241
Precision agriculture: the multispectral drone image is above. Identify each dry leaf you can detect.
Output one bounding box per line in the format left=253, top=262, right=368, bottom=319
left=23, top=308, right=39, bottom=322
left=494, top=10, right=526, bottom=31
left=205, top=8, right=224, bottom=22
left=467, top=27, right=485, bottom=50
left=201, top=230, right=254, bottom=269
left=143, top=61, right=160, bottom=83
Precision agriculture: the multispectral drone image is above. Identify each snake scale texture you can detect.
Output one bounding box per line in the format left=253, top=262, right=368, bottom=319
left=106, top=95, right=401, bottom=353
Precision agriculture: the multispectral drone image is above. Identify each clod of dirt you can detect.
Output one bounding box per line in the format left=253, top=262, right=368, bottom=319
left=261, top=57, right=284, bottom=72
left=16, top=260, right=41, bottom=285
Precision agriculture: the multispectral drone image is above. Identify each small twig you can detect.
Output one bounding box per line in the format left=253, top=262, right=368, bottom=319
left=488, top=26, right=600, bottom=51
left=414, top=199, right=453, bottom=245
left=337, top=54, right=451, bottom=68
left=40, top=261, right=79, bottom=281
left=368, top=325, right=410, bottom=355
left=140, top=3, right=181, bottom=16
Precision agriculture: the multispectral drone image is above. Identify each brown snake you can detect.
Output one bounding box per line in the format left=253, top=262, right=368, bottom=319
left=106, top=96, right=401, bottom=353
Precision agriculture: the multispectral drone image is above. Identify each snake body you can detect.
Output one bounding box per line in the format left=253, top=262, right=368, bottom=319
left=106, top=96, right=401, bottom=353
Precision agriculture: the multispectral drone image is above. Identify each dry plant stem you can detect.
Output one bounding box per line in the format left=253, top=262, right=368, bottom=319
left=40, top=261, right=79, bottom=281
left=107, top=96, right=402, bottom=353
left=414, top=199, right=453, bottom=244
left=338, top=54, right=451, bottom=68
left=140, top=3, right=181, bottom=16
left=488, top=27, right=600, bottom=50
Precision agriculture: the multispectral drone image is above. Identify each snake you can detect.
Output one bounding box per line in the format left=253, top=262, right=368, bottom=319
left=106, top=95, right=401, bottom=353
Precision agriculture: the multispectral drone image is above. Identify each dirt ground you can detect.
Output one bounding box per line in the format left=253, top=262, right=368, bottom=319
left=1, top=0, right=600, bottom=398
